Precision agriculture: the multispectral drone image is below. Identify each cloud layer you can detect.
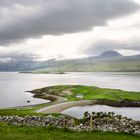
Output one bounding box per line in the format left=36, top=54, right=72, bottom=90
left=0, top=0, right=139, bottom=45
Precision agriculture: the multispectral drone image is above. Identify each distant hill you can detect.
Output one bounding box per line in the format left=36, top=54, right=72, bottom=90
left=0, top=51, right=140, bottom=72
left=98, top=50, right=123, bottom=58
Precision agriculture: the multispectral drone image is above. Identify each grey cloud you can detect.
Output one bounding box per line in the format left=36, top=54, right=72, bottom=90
left=0, top=50, right=37, bottom=61
left=0, top=0, right=43, bottom=7
left=0, top=0, right=139, bottom=45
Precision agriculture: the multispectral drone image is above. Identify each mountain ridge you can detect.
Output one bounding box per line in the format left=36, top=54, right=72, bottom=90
left=98, top=50, right=123, bottom=58
left=0, top=50, right=140, bottom=72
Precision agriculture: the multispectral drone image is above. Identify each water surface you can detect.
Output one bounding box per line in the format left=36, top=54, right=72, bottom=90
left=62, top=105, right=140, bottom=120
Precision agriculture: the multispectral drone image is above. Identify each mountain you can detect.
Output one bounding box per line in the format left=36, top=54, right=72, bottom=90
left=98, top=50, right=123, bottom=58
left=0, top=60, right=39, bottom=71
left=0, top=50, right=140, bottom=72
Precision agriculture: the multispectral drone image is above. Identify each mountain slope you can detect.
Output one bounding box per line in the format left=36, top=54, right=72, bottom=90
left=0, top=51, right=140, bottom=72
left=98, top=50, right=123, bottom=58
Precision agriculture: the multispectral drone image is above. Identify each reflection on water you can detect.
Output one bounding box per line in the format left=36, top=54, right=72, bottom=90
left=62, top=105, right=140, bottom=120
left=0, top=72, right=140, bottom=108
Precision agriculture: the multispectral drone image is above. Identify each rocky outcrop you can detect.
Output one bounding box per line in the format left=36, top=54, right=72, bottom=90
left=0, top=112, right=140, bottom=135
left=96, top=99, right=140, bottom=107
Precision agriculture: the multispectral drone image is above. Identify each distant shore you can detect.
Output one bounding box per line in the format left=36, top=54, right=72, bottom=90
left=20, top=71, right=66, bottom=74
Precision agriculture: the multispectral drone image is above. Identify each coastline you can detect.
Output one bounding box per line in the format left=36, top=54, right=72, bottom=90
left=1, top=84, right=140, bottom=114
left=28, top=85, right=140, bottom=113
left=34, top=94, right=140, bottom=114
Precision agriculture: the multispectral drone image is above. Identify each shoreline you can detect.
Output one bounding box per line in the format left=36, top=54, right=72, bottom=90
left=34, top=94, right=140, bottom=114
left=36, top=100, right=97, bottom=113
left=0, top=102, right=50, bottom=110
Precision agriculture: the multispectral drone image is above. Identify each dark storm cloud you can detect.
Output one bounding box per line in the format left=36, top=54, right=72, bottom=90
left=0, top=0, right=139, bottom=45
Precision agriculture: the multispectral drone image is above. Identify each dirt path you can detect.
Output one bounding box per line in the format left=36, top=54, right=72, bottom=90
left=37, top=100, right=98, bottom=113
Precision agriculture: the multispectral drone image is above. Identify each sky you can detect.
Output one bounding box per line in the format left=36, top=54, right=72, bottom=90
left=0, top=0, right=140, bottom=62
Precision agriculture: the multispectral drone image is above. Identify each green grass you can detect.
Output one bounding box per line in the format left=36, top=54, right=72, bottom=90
left=0, top=122, right=139, bottom=140
left=0, top=102, right=61, bottom=117
left=69, top=85, right=140, bottom=101
left=0, top=108, right=42, bottom=116
left=34, top=85, right=140, bottom=102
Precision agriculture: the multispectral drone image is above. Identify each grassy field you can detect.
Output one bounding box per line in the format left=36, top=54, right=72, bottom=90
left=69, top=85, right=140, bottom=101
left=0, top=122, right=140, bottom=140
left=0, top=103, right=49, bottom=116
left=0, top=102, right=61, bottom=117
left=32, top=85, right=140, bottom=101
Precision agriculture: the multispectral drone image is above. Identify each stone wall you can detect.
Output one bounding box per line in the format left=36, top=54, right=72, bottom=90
left=0, top=112, right=140, bottom=135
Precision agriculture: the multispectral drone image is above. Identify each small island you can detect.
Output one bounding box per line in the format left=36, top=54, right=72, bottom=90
left=20, top=71, right=66, bottom=74
left=31, top=85, right=140, bottom=111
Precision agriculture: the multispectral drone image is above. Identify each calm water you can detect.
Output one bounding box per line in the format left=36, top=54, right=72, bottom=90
left=0, top=72, right=140, bottom=108
left=62, top=105, right=140, bottom=121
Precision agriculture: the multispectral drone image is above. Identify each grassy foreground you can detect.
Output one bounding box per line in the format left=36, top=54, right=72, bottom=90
left=0, top=122, right=140, bottom=140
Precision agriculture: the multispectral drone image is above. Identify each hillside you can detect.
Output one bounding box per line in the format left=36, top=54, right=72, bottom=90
left=0, top=51, right=140, bottom=72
